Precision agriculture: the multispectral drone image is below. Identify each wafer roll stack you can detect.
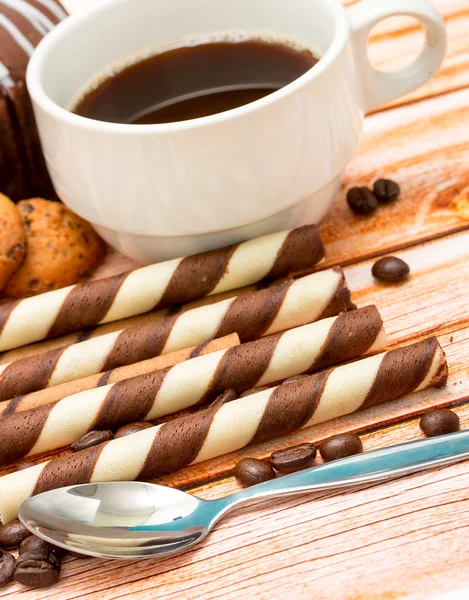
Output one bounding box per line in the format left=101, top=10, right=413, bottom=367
left=0, top=269, right=352, bottom=401
left=0, top=337, right=447, bottom=523
left=0, top=225, right=324, bottom=351
left=0, top=306, right=386, bottom=465
left=0, top=334, right=240, bottom=415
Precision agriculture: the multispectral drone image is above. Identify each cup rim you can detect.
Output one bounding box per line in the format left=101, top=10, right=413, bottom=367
left=27, top=0, right=349, bottom=134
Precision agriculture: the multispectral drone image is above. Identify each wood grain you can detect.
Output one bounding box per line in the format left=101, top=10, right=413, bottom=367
left=320, top=87, right=469, bottom=269
left=1, top=1, right=469, bottom=598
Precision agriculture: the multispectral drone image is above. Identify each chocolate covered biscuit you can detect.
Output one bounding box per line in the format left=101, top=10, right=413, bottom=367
left=0, top=306, right=386, bottom=464
left=0, top=0, right=67, bottom=200
left=0, top=337, right=447, bottom=523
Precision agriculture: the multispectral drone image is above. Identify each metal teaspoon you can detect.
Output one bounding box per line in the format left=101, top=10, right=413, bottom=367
left=18, top=429, right=469, bottom=559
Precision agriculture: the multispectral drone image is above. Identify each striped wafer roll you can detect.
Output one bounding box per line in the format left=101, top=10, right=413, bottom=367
left=0, top=281, right=258, bottom=366
left=0, top=306, right=386, bottom=465
left=0, top=225, right=324, bottom=351
left=0, top=334, right=240, bottom=416
left=0, top=269, right=352, bottom=401
left=0, top=337, right=447, bottom=523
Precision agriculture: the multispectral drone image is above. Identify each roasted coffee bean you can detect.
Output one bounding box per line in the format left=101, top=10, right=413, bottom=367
left=71, top=430, right=114, bottom=451
left=50, top=546, right=68, bottom=560
left=372, top=256, right=410, bottom=282
left=210, top=389, right=238, bottom=408
left=14, top=554, right=60, bottom=588
left=19, top=536, right=50, bottom=556
left=0, top=551, right=15, bottom=586
left=420, top=409, right=460, bottom=438
left=373, top=178, right=400, bottom=203
left=234, top=458, right=276, bottom=487
left=347, top=187, right=378, bottom=216
left=0, top=520, right=30, bottom=549
left=15, top=538, right=61, bottom=589
left=16, top=549, right=60, bottom=569
left=283, top=374, right=309, bottom=384
left=114, top=422, right=152, bottom=438
left=319, top=433, right=363, bottom=462
left=269, top=443, right=317, bottom=473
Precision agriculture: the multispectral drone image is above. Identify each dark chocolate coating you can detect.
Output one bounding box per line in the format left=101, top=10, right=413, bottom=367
left=0, top=1, right=66, bottom=201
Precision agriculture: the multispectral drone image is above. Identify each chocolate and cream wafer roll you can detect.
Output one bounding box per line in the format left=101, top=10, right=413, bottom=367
left=0, top=306, right=386, bottom=464
left=0, top=338, right=447, bottom=523
left=0, top=281, right=258, bottom=366
left=0, top=225, right=324, bottom=351
left=0, top=269, right=352, bottom=401
left=0, top=334, right=240, bottom=415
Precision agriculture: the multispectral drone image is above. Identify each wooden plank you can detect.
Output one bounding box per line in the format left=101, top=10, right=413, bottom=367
left=319, top=86, right=469, bottom=268
left=346, top=229, right=469, bottom=344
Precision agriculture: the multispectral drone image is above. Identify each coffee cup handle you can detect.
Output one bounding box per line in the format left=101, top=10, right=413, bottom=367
left=348, top=0, right=447, bottom=112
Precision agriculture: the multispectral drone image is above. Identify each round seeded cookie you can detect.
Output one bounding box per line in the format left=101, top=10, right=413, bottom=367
left=0, top=193, right=26, bottom=291
left=3, top=199, right=106, bottom=298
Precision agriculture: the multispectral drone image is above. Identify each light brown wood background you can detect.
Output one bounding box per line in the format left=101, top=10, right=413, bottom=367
left=2, top=0, right=469, bottom=597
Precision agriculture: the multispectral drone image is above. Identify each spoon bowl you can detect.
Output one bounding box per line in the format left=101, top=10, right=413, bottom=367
left=19, top=481, right=225, bottom=559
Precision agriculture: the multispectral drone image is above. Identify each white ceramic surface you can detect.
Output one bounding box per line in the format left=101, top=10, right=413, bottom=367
left=27, top=0, right=446, bottom=262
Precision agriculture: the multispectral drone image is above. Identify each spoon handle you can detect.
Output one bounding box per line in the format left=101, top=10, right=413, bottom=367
left=225, top=430, right=469, bottom=508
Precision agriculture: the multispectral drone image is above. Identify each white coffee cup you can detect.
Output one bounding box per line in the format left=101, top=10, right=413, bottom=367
left=27, top=0, right=446, bottom=262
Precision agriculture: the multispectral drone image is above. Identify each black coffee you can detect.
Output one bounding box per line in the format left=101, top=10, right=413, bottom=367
left=73, top=38, right=318, bottom=125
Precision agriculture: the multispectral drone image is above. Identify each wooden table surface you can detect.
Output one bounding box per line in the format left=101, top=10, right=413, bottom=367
left=3, top=1, right=469, bottom=598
